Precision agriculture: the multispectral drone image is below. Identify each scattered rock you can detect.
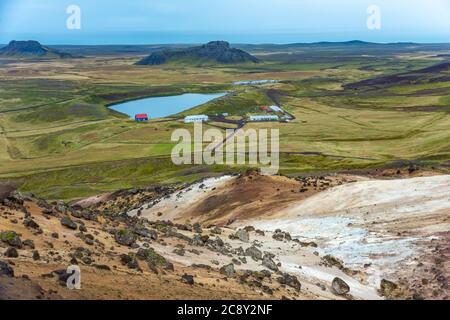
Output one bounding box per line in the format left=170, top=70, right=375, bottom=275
left=232, top=258, right=242, bottom=266
left=23, top=239, right=35, bottom=249
left=0, top=231, right=22, bottom=248
left=52, top=269, right=73, bottom=287
left=181, top=274, right=194, bottom=285
left=164, top=261, right=175, bottom=272
left=210, top=226, right=222, bottom=234
left=119, top=253, right=140, bottom=270
left=231, top=229, right=250, bottom=243
left=244, top=226, right=255, bottom=232
left=321, top=255, right=345, bottom=270
left=4, top=247, right=18, bottom=258
left=173, top=248, right=185, bottom=256
left=245, top=246, right=263, bottom=261
left=220, top=263, right=236, bottom=277
left=133, top=227, right=158, bottom=240
left=316, top=283, right=327, bottom=291
left=262, top=254, right=279, bottom=271
left=277, top=273, right=301, bottom=292
left=272, top=229, right=291, bottom=241
left=60, top=216, right=77, bottom=230
left=331, top=277, right=350, bottom=295
left=379, top=279, right=398, bottom=297
left=0, top=261, right=14, bottom=277
left=193, top=223, right=203, bottom=233
left=23, top=218, right=40, bottom=230
left=136, top=248, right=168, bottom=272
left=114, top=229, right=137, bottom=247
left=32, top=250, right=40, bottom=261
left=255, top=230, right=265, bottom=236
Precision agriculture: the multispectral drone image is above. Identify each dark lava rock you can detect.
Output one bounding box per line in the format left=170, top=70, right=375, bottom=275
left=52, top=269, right=74, bottom=286
left=181, top=274, right=194, bottom=285
left=220, top=263, right=236, bottom=277
left=119, top=253, right=141, bottom=271
left=321, top=255, right=345, bottom=270
left=379, top=279, right=398, bottom=297
left=60, top=216, right=77, bottom=230
left=164, top=261, right=175, bottom=272
left=173, top=248, right=185, bottom=256
left=23, top=239, right=35, bottom=249
left=134, top=227, right=158, bottom=240
left=32, top=250, right=40, bottom=261
left=231, top=229, right=250, bottom=243
left=114, top=229, right=137, bottom=247
left=23, top=218, right=40, bottom=230
left=0, top=261, right=14, bottom=277
left=277, top=273, right=301, bottom=292
left=262, top=254, right=279, bottom=272
left=331, top=277, right=350, bottom=295
left=210, top=226, right=222, bottom=235
left=0, top=231, right=22, bottom=248
left=272, top=229, right=292, bottom=241
left=245, top=246, right=262, bottom=261
left=136, top=248, right=168, bottom=272
left=4, top=247, right=18, bottom=258
left=193, top=223, right=203, bottom=233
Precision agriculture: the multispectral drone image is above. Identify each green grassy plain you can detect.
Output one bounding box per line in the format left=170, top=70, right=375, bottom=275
left=1, top=44, right=450, bottom=199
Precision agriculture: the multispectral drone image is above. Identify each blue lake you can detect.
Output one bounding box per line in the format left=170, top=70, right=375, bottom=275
left=109, top=92, right=226, bottom=119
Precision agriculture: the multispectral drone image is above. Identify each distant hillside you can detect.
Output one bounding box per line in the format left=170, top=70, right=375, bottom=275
left=136, top=41, right=259, bottom=65
left=345, top=61, right=450, bottom=90
left=0, top=40, right=78, bottom=59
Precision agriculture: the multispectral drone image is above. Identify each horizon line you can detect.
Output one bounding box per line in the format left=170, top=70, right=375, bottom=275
left=2, top=39, right=450, bottom=46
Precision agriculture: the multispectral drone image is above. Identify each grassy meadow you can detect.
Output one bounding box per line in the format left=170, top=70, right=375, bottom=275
left=1, top=43, right=450, bottom=199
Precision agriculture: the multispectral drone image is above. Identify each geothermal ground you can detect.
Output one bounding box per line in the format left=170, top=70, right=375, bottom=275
left=1, top=171, right=449, bottom=300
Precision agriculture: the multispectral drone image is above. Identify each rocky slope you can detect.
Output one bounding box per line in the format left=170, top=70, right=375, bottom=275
left=136, top=41, right=259, bottom=65
left=1, top=169, right=449, bottom=300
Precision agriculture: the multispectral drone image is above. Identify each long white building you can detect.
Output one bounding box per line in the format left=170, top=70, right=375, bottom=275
left=184, top=115, right=209, bottom=123
left=269, top=105, right=283, bottom=112
left=249, top=115, right=279, bottom=122
left=233, top=80, right=278, bottom=86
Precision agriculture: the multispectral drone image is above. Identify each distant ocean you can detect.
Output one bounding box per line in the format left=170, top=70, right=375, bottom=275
left=1, top=31, right=449, bottom=45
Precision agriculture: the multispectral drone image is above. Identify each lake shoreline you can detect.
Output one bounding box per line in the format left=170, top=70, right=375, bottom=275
left=108, top=92, right=227, bottom=119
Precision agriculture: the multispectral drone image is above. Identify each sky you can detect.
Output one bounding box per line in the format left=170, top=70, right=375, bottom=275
left=0, top=0, right=450, bottom=44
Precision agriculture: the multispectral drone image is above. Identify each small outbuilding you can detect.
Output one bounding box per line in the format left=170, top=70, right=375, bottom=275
left=135, top=113, right=149, bottom=122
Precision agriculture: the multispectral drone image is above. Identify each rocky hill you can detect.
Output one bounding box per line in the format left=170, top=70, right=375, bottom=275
left=136, top=41, right=259, bottom=65
left=0, top=40, right=77, bottom=59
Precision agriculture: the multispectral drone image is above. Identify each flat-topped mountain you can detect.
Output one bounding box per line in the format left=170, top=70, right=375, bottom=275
left=0, top=40, right=77, bottom=58
left=136, top=41, right=259, bottom=65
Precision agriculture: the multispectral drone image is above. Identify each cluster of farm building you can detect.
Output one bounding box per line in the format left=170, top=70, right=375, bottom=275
left=134, top=105, right=292, bottom=123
